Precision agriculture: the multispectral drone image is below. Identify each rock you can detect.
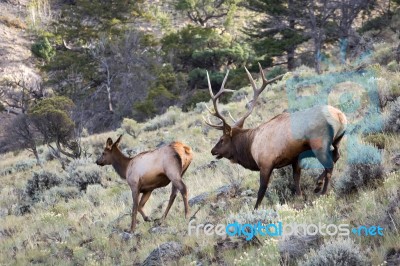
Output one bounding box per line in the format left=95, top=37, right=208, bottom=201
left=149, top=226, right=177, bottom=235
left=141, top=241, right=191, bottom=266
left=0, top=208, right=8, bottom=218
left=189, top=192, right=210, bottom=207
left=240, top=189, right=255, bottom=197
left=278, top=234, right=323, bottom=263
left=120, top=232, right=133, bottom=241
left=214, top=236, right=259, bottom=263
left=210, top=200, right=226, bottom=210
left=392, top=154, right=400, bottom=166
left=386, top=248, right=400, bottom=266
left=189, top=185, right=233, bottom=207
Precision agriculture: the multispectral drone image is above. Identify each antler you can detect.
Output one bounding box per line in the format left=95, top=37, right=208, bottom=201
left=203, top=70, right=235, bottom=130
left=234, top=63, right=284, bottom=128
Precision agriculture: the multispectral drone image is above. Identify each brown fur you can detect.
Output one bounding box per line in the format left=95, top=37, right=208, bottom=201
left=205, top=65, right=347, bottom=210
left=96, top=136, right=193, bottom=232
left=210, top=105, right=347, bottom=209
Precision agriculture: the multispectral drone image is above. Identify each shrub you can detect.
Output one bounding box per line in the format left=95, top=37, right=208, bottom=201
left=387, top=60, right=400, bottom=72
left=121, top=118, right=142, bottom=138
left=266, top=166, right=317, bottom=204
left=371, top=43, right=395, bottom=66
left=142, top=106, right=181, bottom=131
left=335, top=163, right=384, bottom=196
left=26, top=171, right=63, bottom=201
left=46, top=186, right=80, bottom=201
left=385, top=98, right=400, bottom=133
left=31, top=36, right=55, bottom=61
left=279, top=234, right=323, bottom=265
left=182, top=90, right=210, bottom=111
left=363, top=133, right=386, bottom=149
left=265, top=66, right=286, bottom=80
left=67, top=165, right=103, bottom=191
left=227, top=207, right=279, bottom=225
left=300, top=238, right=369, bottom=266
left=14, top=159, right=37, bottom=172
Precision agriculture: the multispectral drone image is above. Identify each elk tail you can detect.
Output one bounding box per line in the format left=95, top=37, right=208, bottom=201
left=170, top=142, right=193, bottom=175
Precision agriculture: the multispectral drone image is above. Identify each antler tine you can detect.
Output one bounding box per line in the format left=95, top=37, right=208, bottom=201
left=235, top=63, right=285, bottom=128
left=204, top=70, right=234, bottom=129
left=202, top=115, right=224, bottom=130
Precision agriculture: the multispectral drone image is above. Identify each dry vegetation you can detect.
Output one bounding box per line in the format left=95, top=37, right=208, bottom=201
left=0, top=57, right=399, bottom=264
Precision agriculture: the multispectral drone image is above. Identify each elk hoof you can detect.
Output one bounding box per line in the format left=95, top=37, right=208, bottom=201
left=143, top=216, right=152, bottom=222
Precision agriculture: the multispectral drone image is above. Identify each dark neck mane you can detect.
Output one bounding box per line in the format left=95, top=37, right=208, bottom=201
left=232, top=129, right=259, bottom=171
left=111, top=148, right=131, bottom=179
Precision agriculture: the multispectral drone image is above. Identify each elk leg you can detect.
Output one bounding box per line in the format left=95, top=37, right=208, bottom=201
left=254, top=167, right=273, bottom=210
left=130, top=188, right=139, bottom=233
left=314, top=170, right=327, bottom=193
left=292, top=159, right=302, bottom=196
left=161, top=185, right=178, bottom=221
left=138, top=191, right=152, bottom=222
left=313, top=146, right=334, bottom=195
left=166, top=166, right=190, bottom=219
left=173, top=180, right=189, bottom=219
left=321, top=168, right=333, bottom=194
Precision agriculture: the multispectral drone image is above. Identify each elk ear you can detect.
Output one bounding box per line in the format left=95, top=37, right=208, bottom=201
left=106, top=138, right=113, bottom=149
left=224, top=125, right=232, bottom=137
left=115, top=134, right=123, bottom=147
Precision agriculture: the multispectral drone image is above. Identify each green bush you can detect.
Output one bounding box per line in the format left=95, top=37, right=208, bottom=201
left=182, top=90, right=210, bottom=111
left=31, top=36, right=55, bottom=61
left=265, top=66, right=286, bottom=80
left=301, top=238, right=369, bottom=266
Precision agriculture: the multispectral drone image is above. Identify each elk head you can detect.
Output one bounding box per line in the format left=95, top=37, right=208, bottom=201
left=204, top=63, right=284, bottom=161
left=96, top=135, right=123, bottom=166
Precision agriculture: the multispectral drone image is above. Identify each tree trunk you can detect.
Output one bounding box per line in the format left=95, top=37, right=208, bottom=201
left=339, top=38, right=348, bottom=64
left=287, top=46, right=295, bottom=70
left=287, top=0, right=296, bottom=70
left=314, top=38, right=322, bottom=74
left=32, top=146, right=41, bottom=166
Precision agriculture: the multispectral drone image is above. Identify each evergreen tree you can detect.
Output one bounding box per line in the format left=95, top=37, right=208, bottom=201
left=244, top=0, right=308, bottom=70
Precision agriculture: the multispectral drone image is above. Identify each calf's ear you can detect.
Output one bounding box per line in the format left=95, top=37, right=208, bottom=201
left=106, top=138, right=113, bottom=149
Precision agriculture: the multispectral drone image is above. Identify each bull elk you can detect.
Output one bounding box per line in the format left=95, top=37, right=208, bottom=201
left=204, top=64, right=347, bottom=209
left=96, top=135, right=193, bottom=232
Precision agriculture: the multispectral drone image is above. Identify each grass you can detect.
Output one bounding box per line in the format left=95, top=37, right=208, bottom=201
left=0, top=62, right=399, bottom=265
left=0, top=15, right=27, bottom=29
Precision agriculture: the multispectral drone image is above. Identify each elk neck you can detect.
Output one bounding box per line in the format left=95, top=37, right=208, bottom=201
left=111, top=148, right=131, bottom=179
left=231, top=128, right=259, bottom=171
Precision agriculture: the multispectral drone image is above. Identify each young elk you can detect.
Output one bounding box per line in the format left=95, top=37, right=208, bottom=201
left=204, top=64, right=347, bottom=209
left=96, top=135, right=193, bottom=232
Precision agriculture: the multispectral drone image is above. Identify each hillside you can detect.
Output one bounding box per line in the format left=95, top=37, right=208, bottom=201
left=0, top=59, right=399, bottom=264
left=0, top=0, right=400, bottom=265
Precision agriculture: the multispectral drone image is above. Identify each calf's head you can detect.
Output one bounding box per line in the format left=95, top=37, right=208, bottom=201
left=95, top=135, right=122, bottom=166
